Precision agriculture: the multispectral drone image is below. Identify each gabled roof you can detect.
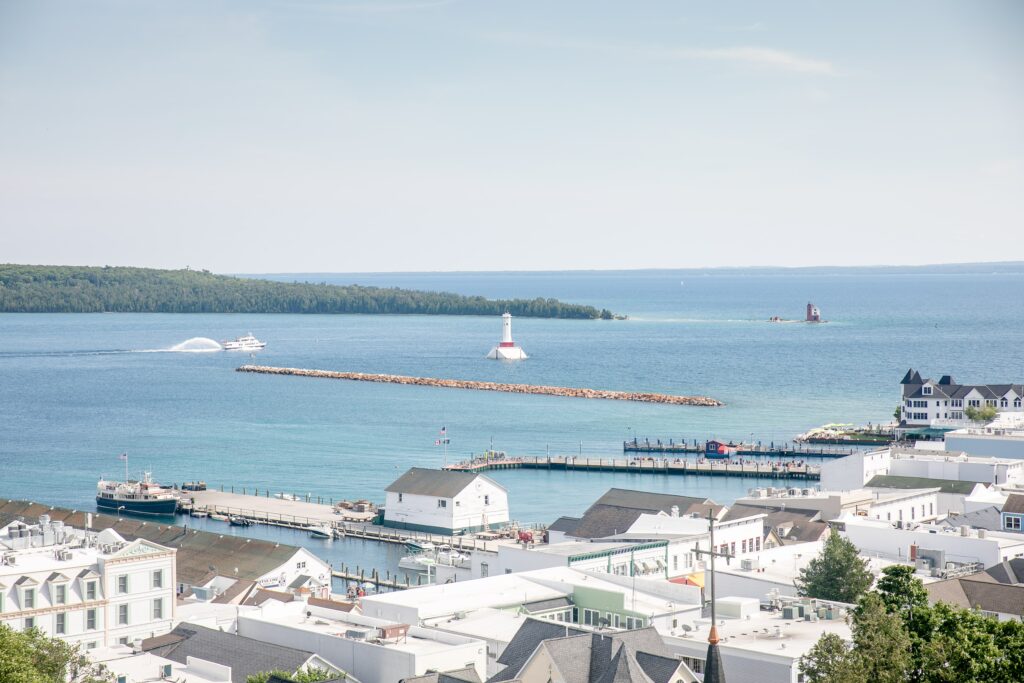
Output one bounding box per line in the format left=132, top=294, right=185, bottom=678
left=140, top=623, right=316, bottom=683
left=402, top=667, right=482, bottom=683
left=288, top=574, right=312, bottom=589
left=492, top=619, right=588, bottom=681
left=927, top=576, right=1024, bottom=616
left=721, top=504, right=829, bottom=544
left=548, top=516, right=582, bottom=534
left=901, top=369, right=922, bottom=385
left=938, top=507, right=1003, bottom=532
left=14, top=576, right=38, bottom=587
left=865, top=474, right=980, bottom=495
left=46, top=572, right=70, bottom=582
left=522, top=597, right=573, bottom=614
left=562, top=489, right=721, bottom=540
left=385, top=468, right=503, bottom=498
left=1003, top=494, right=1024, bottom=515
left=983, top=558, right=1024, bottom=585
left=211, top=579, right=257, bottom=605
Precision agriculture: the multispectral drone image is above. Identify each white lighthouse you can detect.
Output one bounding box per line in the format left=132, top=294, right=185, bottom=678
left=487, top=312, right=528, bottom=360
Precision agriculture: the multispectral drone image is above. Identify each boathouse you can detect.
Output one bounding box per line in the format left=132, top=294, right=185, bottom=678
left=382, top=467, right=509, bottom=535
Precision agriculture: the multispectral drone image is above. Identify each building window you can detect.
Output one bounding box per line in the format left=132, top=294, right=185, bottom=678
left=55, top=584, right=66, bottom=605
left=398, top=493, right=403, bottom=502
left=24, top=617, right=35, bottom=629
left=480, top=562, right=489, bottom=578
left=484, top=495, right=490, bottom=505
left=119, top=604, right=129, bottom=625
left=55, top=613, right=66, bottom=634
left=437, top=499, right=447, bottom=508
left=152, top=570, right=163, bottom=589
left=923, top=386, right=932, bottom=395
left=23, top=588, right=35, bottom=609
left=297, top=561, right=306, bottom=570
left=673, top=555, right=678, bottom=570
left=87, top=609, right=97, bottom=630
left=755, top=537, right=761, bottom=551
left=1005, top=515, right=1022, bottom=531
left=153, top=598, right=163, bottom=620
left=583, top=608, right=599, bottom=626
left=118, top=638, right=129, bottom=646
left=1015, top=398, right=1022, bottom=408
left=86, top=581, right=97, bottom=600
left=118, top=575, right=129, bottom=594
left=1001, top=398, right=1009, bottom=408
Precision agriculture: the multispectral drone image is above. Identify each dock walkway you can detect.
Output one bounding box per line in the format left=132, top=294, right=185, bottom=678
left=180, top=489, right=505, bottom=552
left=443, top=455, right=821, bottom=479
left=623, top=439, right=858, bottom=458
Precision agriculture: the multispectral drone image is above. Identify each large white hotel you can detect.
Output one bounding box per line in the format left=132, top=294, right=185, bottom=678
left=900, top=369, right=1023, bottom=429
left=0, top=514, right=175, bottom=649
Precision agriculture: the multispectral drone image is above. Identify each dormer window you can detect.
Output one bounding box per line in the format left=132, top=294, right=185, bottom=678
left=22, top=587, right=35, bottom=609
left=922, top=386, right=932, bottom=395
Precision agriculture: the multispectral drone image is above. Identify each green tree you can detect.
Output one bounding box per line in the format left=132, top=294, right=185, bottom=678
left=247, top=668, right=340, bottom=683
left=799, top=632, right=866, bottom=683
left=795, top=533, right=873, bottom=602
left=0, top=625, right=112, bottom=683
left=965, top=405, right=998, bottom=422
left=894, top=405, right=902, bottom=421
left=851, top=593, right=914, bottom=683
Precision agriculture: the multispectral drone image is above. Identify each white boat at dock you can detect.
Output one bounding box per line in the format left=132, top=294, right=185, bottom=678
left=308, top=524, right=333, bottom=539
left=404, top=540, right=434, bottom=553
left=221, top=334, right=266, bottom=351
left=399, top=544, right=469, bottom=572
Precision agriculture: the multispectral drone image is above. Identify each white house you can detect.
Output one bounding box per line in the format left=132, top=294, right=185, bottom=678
left=899, top=369, right=1023, bottom=431
left=0, top=517, right=176, bottom=649
left=382, top=468, right=509, bottom=535
left=944, top=414, right=1024, bottom=459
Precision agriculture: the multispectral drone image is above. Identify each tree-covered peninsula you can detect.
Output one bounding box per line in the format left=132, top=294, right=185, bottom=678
left=0, top=265, right=616, bottom=319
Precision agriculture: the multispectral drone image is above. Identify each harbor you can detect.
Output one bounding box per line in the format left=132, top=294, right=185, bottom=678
left=235, top=364, right=724, bottom=406
left=622, top=437, right=863, bottom=458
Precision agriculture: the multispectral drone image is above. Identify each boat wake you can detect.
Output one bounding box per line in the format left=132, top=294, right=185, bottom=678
left=164, top=337, right=223, bottom=353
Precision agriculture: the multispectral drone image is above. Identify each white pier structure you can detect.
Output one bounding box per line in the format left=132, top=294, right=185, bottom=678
left=486, top=312, right=528, bottom=360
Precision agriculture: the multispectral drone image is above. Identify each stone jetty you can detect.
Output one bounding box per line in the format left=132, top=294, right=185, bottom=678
left=236, top=365, right=723, bottom=407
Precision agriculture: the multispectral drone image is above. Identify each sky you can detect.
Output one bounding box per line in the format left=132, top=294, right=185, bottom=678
left=1, top=0, right=1022, bottom=273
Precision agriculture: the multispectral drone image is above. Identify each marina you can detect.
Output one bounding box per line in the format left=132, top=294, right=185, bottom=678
left=622, top=437, right=863, bottom=458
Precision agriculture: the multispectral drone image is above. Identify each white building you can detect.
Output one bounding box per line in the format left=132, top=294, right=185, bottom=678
left=486, top=312, right=528, bottom=360
left=94, top=648, right=233, bottom=683
left=836, top=514, right=1024, bottom=568
left=898, top=369, right=1023, bottom=430
left=821, top=446, right=1024, bottom=491
left=664, top=595, right=853, bottom=683
left=735, top=485, right=941, bottom=524
left=237, top=597, right=486, bottom=683
left=0, top=517, right=175, bottom=649
left=383, top=468, right=509, bottom=535
left=945, top=414, right=1024, bottom=459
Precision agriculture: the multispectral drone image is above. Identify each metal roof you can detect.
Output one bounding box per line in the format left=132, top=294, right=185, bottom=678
left=865, top=475, right=980, bottom=495
left=385, top=467, right=504, bottom=498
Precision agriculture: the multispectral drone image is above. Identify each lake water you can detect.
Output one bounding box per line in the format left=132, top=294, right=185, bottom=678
left=2, top=267, right=1022, bottom=574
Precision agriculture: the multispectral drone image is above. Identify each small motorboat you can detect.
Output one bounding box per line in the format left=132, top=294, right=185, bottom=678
left=210, top=513, right=229, bottom=522
left=190, top=509, right=209, bottom=518
left=404, top=540, right=434, bottom=553
left=229, top=516, right=252, bottom=527
left=308, top=524, right=333, bottom=539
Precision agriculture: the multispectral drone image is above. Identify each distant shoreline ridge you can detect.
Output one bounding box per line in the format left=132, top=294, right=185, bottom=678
left=236, top=364, right=725, bottom=407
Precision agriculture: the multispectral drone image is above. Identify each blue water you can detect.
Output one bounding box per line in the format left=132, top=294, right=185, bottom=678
left=1, top=268, right=1022, bottom=572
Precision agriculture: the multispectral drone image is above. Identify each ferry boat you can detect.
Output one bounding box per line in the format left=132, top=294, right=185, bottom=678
left=221, top=334, right=266, bottom=351
left=96, top=464, right=178, bottom=516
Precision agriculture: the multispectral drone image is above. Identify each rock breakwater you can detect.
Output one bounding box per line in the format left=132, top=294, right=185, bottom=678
left=236, top=365, right=723, bottom=407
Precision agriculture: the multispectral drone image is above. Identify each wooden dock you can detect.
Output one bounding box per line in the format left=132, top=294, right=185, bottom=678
left=443, top=455, right=821, bottom=480
left=623, top=439, right=858, bottom=459
left=178, top=488, right=507, bottom=551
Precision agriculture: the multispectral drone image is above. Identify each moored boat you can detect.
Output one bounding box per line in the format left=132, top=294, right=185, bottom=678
left=96, top=456, right=178, bottom=516
left=229, top=516, right=253, bottom=527
left=404, top=540, right=434, bottom=553
left=308, top=524, right=333, bottom=538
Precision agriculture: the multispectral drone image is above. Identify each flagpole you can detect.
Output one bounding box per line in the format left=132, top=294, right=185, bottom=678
left=124, top=453, right=128, bottom=482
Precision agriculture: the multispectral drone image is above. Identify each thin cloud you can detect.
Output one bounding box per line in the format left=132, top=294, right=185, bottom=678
left=486, top=32, right=836, bottom=76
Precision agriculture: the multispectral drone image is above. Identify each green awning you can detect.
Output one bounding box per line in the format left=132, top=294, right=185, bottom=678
left=900, top=427, right=956, bottom=437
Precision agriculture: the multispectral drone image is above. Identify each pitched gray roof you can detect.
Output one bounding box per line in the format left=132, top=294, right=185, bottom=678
left=492, top=619, right=588, bottom=681
left=983, top=558, right=1024, bottom=584
left=561, top=489, right=721, bottom=540
left=938, top=507, right=1003, bottom=532
left=402, top=667, right=482, bottom=683
left=140, top=623, right=316, bottom=683
left=1003, top=494, right=1024, bottom=515
left=899, top=369, right=1023, bottom=401
left=549, top=516, right=582, bottom=533
left=522, top=597, right=573, bottom=614
left=720, top=504, right=829, bottom=544
left=386, top=468, right=503, bottom=498
left=927, top=576, right=1024, bottom=616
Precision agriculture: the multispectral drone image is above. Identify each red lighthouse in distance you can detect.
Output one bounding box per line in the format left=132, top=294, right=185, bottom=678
left=806, top=302, right=821, bottom=323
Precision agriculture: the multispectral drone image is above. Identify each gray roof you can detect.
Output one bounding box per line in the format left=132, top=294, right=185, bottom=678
left=0, top=499, right=307, bottom=587
left=1004, top=494, right=1024, bottom=515
left=385, top=468, right=503, bottom=498
left=721, top=504, right=829, bottom=544
left=140, top=623, right=316, bottom=683
left=927, top=576, right=1024, bottom=616
left=549, top=516, right=582, bottom=533
left=490, top=625, right=686, bottom=683
left=865, top=474, right=981, bottom=495
left=900, top=369, right=1023, bottom=401
left=492, top=619, right=588, bottom=681
left=983, top=558, right=1024, bottom=585
left=561, top=489, right=721, bottom=540
left=938, top=507, right=1003, bottom=532
left=401, top=667, right=482, bottom=683
left=288, top=574, right=312, bottom=589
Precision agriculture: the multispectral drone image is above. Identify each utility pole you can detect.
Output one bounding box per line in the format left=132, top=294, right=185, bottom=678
left=692, top=509, right=731, bottom=682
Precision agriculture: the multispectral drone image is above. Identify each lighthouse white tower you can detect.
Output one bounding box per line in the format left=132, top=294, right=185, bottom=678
left=487, top=312, right=528, bottom=360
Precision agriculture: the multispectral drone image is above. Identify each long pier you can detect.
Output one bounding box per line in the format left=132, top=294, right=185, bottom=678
left=443, top=455, right=821, bottom=480
left=623, top=439, right=857, bottom=459
left=236, top=365, right=723, bottom=407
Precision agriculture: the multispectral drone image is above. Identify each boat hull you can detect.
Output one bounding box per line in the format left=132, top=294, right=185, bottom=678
left=96, top=496, right=177, bottom=516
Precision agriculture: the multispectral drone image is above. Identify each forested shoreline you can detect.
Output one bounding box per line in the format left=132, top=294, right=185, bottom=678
left=0, top=265, right=615, bottom=319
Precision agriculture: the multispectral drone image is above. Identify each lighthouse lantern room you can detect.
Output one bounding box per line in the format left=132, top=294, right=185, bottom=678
left=487, top=312, right=528, bottom=360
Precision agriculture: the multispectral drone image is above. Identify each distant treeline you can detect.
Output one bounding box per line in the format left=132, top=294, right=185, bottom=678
left=0, top=265, right=616, bottom=319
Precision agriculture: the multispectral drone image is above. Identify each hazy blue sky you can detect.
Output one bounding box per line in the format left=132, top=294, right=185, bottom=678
left=1, top=1, right=1021, bottom=272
